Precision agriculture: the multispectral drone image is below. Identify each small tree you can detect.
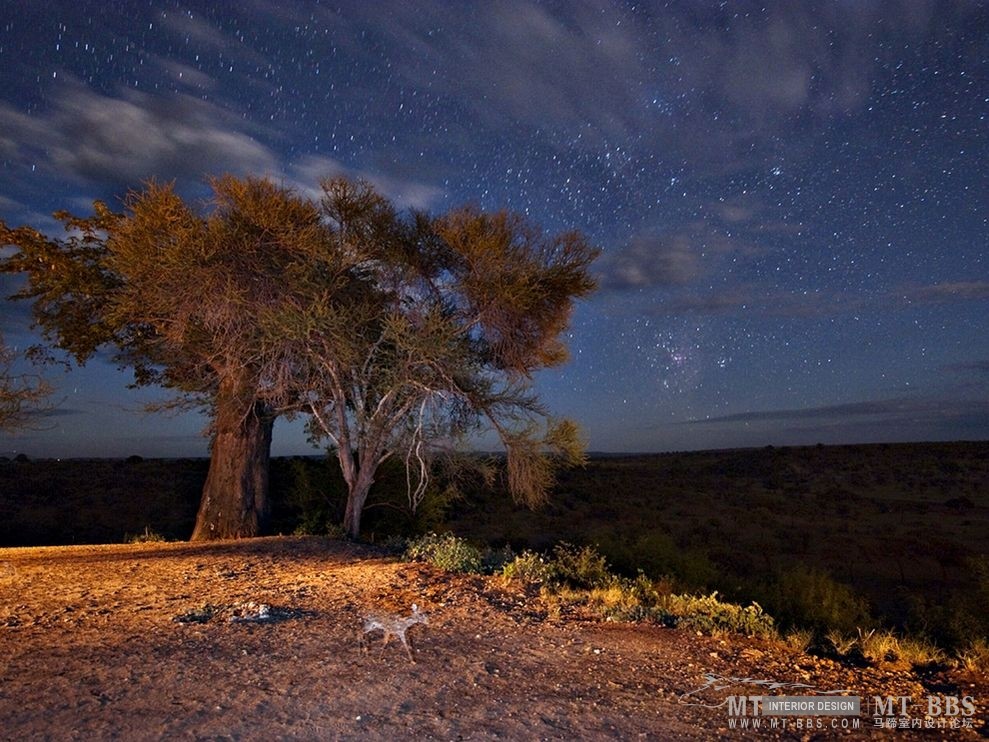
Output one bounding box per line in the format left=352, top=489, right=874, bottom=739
left=284, top=180, right=598, bottom=537
left=0, top=333, right=53, bottom=431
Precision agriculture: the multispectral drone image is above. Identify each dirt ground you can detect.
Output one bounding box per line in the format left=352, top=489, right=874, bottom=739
left=0, top=537, right=985, bottom=740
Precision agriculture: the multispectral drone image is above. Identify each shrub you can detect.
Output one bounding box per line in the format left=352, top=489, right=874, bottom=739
left=126, top=526, right=166, bottom=544
left=404, top=532, right=483, bottom=574
left=825, top=629, right=858, bottom=656
left=380, top=534, right=410, bottom=555
left=821, top=628, right=947, bottom=670
left=584, top=572, right=668, bottom=622
left=657, top=592, right=776, bottom=638
left=502, top=550, right=553, bottom=584
left=504, top=542, right=775, bottom=638
left=857, top=628, right=901, bottom=665
left=906, top=597, right=988, bottom=652
left=597, top=532, right=718, bottom=591
left=897, top=637, right=947, bottom=670
left=783, top=628, right=814, bottom=654
left=957, top=638, right=989, bottom=674
left=759, top=565, right=871, bottom=634
left=546, top=542, right=612, bottom=590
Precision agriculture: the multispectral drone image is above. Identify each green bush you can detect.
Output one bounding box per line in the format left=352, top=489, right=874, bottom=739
left=583, top=572, right=667, bottom=622
left=502, top=550, right=554, bottom=584
left=545, top=542, right=612, bottom=590
left=596, top=532, right=718, bottom=591
left=505, top=541, right=775, bottom=639
left=404, top=532, right=483, bottom=574
left=759, top=565, right=871, bottom=634
left=657, top=592, right=776, bottom=638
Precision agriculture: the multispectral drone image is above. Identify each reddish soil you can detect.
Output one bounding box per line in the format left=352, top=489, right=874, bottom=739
left=0, top=537, right=985, bottom=739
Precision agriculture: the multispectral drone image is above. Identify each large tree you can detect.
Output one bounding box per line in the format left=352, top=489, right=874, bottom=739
left=1, top=177, right=366, bottom=538
left=0, top=175, right=597, bottom=540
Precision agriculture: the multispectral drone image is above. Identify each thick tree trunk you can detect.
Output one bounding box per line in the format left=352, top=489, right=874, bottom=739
left=190, top=391, right=274, bottom=541
left=342, top=471, right=374, bottom=539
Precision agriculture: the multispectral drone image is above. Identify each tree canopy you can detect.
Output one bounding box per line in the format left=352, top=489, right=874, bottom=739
left=292, top=180, right=598, bottom=536
left=0, top=175, right=598, bottom=539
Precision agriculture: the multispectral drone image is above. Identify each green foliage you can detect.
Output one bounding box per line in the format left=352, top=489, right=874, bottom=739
left=502, top=550, right=555, bottom=584
left=501, top=542, right=774, bottom=639
left=657, top=592, right=776, bottom=638
left=276, top=455, right=459, bottom=540
left=783, top=628, right=814, bottom=654
left=404, top=532, right=484, bottom=574
left=502, top=542, right=613, bottom=589
left=367, top=463, right=461, bottom=537
left=447, top=442, right=989, bottom=657
left=481, top=544, right=516, bottom=574
left=904, top=556, right=989, bottom=651
left=577, top=573, right=668, bottom=623
left=597, top=531, right=718, bottom=592
left=544, top=542, right=612, bottom=590
left=822, top=628, right=947, bottom=670
left=757, top=565, right=871, bottom=634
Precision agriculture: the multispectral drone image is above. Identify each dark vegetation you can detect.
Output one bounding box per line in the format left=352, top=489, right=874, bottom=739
left=1, top=440, right=987, bottom=654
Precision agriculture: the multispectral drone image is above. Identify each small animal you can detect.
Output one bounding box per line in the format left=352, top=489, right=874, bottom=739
left=359, top=603, right=429, bottom=663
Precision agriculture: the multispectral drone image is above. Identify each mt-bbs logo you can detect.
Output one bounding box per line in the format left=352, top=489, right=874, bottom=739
left=871, top=695, right=976, bottom=717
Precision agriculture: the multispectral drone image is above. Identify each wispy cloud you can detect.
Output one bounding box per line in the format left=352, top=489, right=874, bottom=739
left=288, top=155, right=445, bottom=211
left=900, top=281, right=989, bottom=303
left=0, top=84, right=276, bottom=190
left=598, top=211, right=770, bottom=292
left=944, top=359, right=989, bottom=375
left=612, top=276, right=989, bottom=321
left=683, top=395, right=989, bottom=433
left=637, top=286, right=866, bottom=320
left=336, top=1, right=651, bottom=144
left=598, top=232, right=702, bottom=290
left=684, top=397, right=937, bottom=425
left=0, top=83, right=444, bottom=214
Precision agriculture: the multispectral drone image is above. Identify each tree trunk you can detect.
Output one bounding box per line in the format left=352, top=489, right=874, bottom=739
left=190, top=390, right=274, bottom=541
left=342, top=471, right=374, bottom=539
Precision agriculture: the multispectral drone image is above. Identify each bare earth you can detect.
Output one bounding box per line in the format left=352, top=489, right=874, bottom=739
left=0, top=537, right=985, bottom=740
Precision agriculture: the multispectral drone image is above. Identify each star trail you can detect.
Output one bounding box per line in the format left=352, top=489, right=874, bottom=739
left=1, top=1, right=987, bottom=457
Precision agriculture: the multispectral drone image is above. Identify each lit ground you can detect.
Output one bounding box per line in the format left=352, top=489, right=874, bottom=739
left=0, top=537, right=984, bottom=739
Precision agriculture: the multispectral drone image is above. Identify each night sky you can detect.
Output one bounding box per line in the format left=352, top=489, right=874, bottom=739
left=1, top=1, right=987, bottom=458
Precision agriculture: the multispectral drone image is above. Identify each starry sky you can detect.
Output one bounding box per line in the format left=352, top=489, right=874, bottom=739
left=1, top=1, right=987, bottom=458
